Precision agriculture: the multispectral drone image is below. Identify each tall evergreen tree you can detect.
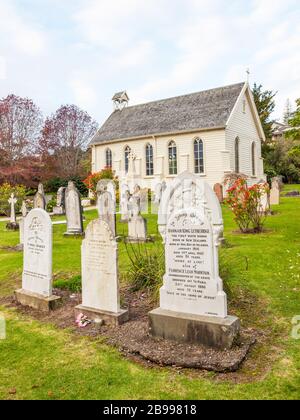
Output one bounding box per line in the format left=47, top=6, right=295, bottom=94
left=252, top=83, right=276, bottom=140
left=283, top=99, right=293, bottom=125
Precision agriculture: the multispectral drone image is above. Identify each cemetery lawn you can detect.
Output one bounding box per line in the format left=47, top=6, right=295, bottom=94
left=0, top=186, right=299, bottom=400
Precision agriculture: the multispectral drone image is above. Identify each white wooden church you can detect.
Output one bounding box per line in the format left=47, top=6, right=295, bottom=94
left=90, top=82, right=266, bottom=189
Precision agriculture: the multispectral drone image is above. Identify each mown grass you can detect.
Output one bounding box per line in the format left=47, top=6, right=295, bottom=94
left=0, top=186, right=299, bottom=400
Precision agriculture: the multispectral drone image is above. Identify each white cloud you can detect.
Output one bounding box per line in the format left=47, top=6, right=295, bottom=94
left=69, top=77, right=98, bottom=110
left=0, top=0, right=46, bottom=56
left=0, top=57, right=7, bottom=80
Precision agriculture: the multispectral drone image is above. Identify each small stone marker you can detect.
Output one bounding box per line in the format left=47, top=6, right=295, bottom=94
left=33, top=183, right=46, bottom=210
left=15, top=208, right=61, bottom=311
left=270, top=178, right=280, bottom=205
left=149, top=172, right=240, bottom=350
left=127, top=188, right=148, bottom=242
left=214, top=183, right=224, bottom=203
left=53, top=187, right=66, bottom=215
left=75, top=219, right=128, bottom=326
left=64, top=181, right=84, bottom=236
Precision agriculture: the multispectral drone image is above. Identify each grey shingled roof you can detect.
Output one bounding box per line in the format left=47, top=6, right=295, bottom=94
left=90, top=82, right=245, bottom=145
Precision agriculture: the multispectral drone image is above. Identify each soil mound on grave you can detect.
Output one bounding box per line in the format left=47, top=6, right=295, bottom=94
left=2, top=286, right=256, bottom=373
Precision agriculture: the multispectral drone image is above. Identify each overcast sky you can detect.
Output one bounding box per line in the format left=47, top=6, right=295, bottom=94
left=0, top=0, right=299, bottom=125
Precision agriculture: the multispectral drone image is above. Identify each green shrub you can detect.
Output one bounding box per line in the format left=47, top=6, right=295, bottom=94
left=45, top=176, right=88, bottom=196
left=0, top=183, right=27, bottom=216
left=125, top=242, right=164, bottom=302
left=46, top=198, right=57, bottom=212
left=53, top=275, right=82, bottom=292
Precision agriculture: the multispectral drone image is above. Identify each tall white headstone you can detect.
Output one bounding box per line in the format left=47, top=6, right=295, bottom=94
left=33, top=183, right=46, bottom=210
left=8, top=193, right=17, bottom=225
left=15, top=208, right=60, bottom=311
left=97, top=190, right=116, bottom=236
left=75, top=219, right=128, bottom=325
left=120, top=183, right=130, bottom=222
left=270, top=178, right=280, bottom=205
left=53, top=187, right=66, bottom=215
left=149, top=172, right=239, bottom=349
left=64, top=181, right=84, bottom=236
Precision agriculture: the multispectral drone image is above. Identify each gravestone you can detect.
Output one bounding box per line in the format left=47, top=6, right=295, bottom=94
left=33, top=183, right=46, bottom=210
left=64, top=181, right=84, bottom=236
left=270, top=178, right=280, bottom=205
left=75, top=219, right=128, bottom=326
left=19, top=201, right=28, bottom=246
left=15, top=208, right=61, bottom=311
left=53, top=187, right=66, bottom=215
left=149, top=171, right=239, bottom=350
left=97, top=190, right=116, bottom=236
left=6, top=193, right=19, bottom=230
left=214, top=183, right=224, bottom=203
left=120, top=183, right=130, bottom=222
left=127, top=189, right=148, bottom=242
left=257, top=180, right=270, bottom=214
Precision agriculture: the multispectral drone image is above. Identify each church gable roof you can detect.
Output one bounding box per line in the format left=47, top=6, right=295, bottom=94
left=90, top=82, right=245, bottom=145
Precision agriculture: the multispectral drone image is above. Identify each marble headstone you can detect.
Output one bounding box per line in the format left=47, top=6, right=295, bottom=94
left=19, top=201, right=28, bottom=246
left=53, top=187, right=66, bottom=215
left=149, top=172, right=239, bottom=349
left=75, top=219, right=128, bottom=325
left=15, top=208, right=60, bottom=311
left=270, top=179, right=280, bottom=205
left=8, top=193, right=17, bottom=225
left=64, top=181, right=84, bottom=236
left=120, top=183, right=130, bottom=222
left=97, top=190, right=116, bottom=236
left=128, top=189, right=147, bottom=242
left=33, top=183, right=46, bottom=210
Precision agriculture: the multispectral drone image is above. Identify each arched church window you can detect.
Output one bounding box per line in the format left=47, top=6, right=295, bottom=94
left=168, top=141, right=177, bottom=175
left=194, top=138, right=204, bottom=174
left=146, top=143, right=154, bottom=176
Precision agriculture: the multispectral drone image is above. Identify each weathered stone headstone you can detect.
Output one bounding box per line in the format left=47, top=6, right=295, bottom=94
left=6, top=193, right=19, bottom=231
left=214, top=183, right=224, bottom=203
left=120, top=183, right=130, bottom=222
left=21, top=201, right=28, bottom=217
left=75, top=219, right=128, bottom=325
left=257, top=180, right=270, bottom=214
left=15, top=208, right=60, bottom=311
left=33, top=183, right=46, bottom=210
left=19, top=201, right=28, bottom=246
left=149, top=172, right=239, bottom=350
left=97, top=190, right=116, bottom=236
left=9, top=193, right=17, bottom=224
left=127, top=189, right=148, bottom=242
left=53, top=187, right=66, bottom=215
left=64, top=181, right=84, bottom=236
left=270, top=178, right=280, bottom=205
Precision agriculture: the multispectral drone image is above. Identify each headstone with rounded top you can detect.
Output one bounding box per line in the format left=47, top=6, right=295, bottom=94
left=64, top=181, right=84, bottom=236
left=149, top=171, right=239, bottom=350
left=75, top=218, right=128, bottom=326
left=15, top=208, right=61, bottom=311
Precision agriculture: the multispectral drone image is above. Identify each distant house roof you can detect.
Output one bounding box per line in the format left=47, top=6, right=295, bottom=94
left=90, top=82, right=245, bottom=145
left=272, top=121, right=292, bottom=136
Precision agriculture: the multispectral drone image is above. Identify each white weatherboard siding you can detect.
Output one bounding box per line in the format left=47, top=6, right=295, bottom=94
left=93, top=129, right=226, bottom=189
left=225, top=89, right=265, bottom=182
